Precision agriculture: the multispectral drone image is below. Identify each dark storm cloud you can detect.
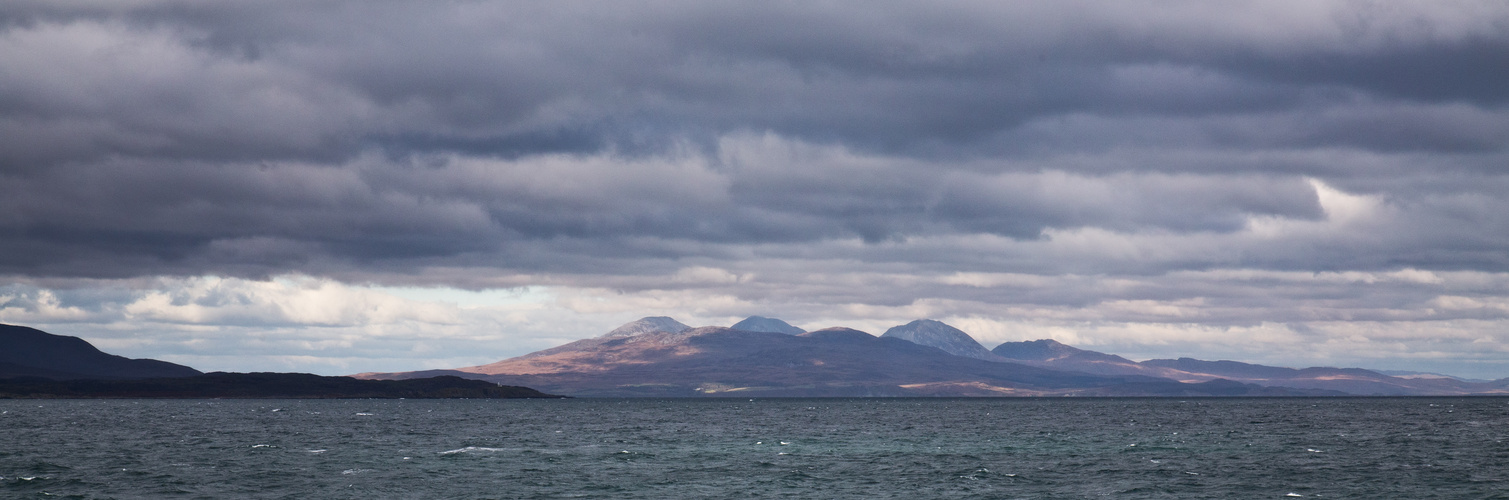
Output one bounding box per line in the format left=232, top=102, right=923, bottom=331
left=1, top=0, right=1508, bottom=281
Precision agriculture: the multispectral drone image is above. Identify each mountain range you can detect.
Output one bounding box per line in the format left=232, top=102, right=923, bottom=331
left=358, top=316, right=1509, bottom=397
left=10, top=318, right=1505, bottom=398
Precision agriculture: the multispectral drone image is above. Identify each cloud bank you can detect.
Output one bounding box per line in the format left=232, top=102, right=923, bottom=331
left=2, top=0, right=1508, bottom=377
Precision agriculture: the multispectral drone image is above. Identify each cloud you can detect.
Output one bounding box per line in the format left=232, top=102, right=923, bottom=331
left=5, top=1, right=1507, bottom=166
left=0, top=276, right=732, bottom=374
left=2, top=0, right=1509, bottom=377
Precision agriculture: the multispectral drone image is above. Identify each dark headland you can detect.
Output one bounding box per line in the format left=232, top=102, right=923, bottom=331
left=0, top=324, right=562, bottom=399
left=0, top=372, right=560, bottom=399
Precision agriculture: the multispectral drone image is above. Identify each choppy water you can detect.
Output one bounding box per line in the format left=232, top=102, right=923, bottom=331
left=2, top=397, right=1506, bottom=499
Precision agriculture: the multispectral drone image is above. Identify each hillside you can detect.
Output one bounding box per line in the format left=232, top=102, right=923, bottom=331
left=0, top=324, right=202, bottom=380
left=359, top=320, right=1335, bottom=397
left=0, top=323, right=560, bottom=399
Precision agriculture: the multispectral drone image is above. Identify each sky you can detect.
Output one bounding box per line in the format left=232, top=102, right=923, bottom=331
left=2, top=1, right=1508, bottom=378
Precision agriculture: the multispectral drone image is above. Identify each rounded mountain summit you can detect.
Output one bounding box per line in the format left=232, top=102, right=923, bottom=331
left=730, top=316, right=805, bottom=335
left=880, top=319, right=1000, bottom=360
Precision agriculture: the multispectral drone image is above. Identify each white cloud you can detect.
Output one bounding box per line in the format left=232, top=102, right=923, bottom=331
left=0, top=290, right=95, bottom=322
left=1309, top=178, right=1380, bottom=223
left=671, top=266, right=749, bottom=285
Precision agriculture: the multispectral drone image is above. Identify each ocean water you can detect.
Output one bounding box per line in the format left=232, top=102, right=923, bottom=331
left=2, top=398, right=1506, bottom=499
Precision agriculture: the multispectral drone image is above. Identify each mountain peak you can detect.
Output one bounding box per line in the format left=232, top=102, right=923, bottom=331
left=880, top=319, right=996, bottom=360
left=600, top=317, right=692, bottom=338
left=797, top=327, right=875, bottom=342
left=730, top=316, right=805, bottom=335
left=990, top=339, right=1085, bottom=361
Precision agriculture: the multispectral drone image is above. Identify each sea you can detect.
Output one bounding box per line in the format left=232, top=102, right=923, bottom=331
left=2, top=397, right=1506, bottom=499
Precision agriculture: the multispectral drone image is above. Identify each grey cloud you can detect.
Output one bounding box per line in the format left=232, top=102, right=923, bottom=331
left=1221, top=39, right=1509, bottom=106
left=931, top=173, right=1324, bottom=236
left=5, top=1, right=1506, bottom=168
left=0, top=0, right=1507, bottom=284
left=2, top=142, right=1507, bottom=282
